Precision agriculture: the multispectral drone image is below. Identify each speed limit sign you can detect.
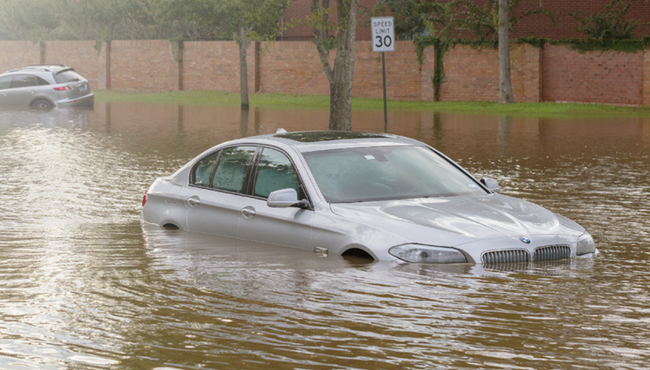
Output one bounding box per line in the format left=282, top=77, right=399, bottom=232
left=371, top=17, right=395, bottom=53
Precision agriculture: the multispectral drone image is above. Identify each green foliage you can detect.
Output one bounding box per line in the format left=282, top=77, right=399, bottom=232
left=308, top=0, right=336, bottom=53
left=514, top=36, right=649, bottom=53
left=514, top=36, right=546, bottom=48
left=0, top=0, right=61, bottom=41
left=170, top=38, right=184, bottom=63
left=374, top=0, right=459, bottom=40
left=0, top=0, right=288, bottom=42
left=569, top=0, right=638, bottom=42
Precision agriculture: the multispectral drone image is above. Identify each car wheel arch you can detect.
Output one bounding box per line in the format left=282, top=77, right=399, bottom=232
left=162, top=223, right=181, bottom=231
left=340, top=244, right=377, bottom=262
left=30, top=98, right=54, bottom=109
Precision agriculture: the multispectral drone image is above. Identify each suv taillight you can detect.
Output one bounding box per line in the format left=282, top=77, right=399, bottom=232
left=142, top=191, right=148, bottom=207
left=53, top=86, right=72, bottom=91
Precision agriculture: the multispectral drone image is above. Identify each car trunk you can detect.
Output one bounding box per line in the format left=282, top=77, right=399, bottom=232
left=68, top=80, right=90, bottom=99
left=54, top=68, right=91, bottom=99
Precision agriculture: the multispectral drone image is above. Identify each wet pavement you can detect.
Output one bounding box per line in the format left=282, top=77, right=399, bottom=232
left=0, top=102, right=649, bottom=369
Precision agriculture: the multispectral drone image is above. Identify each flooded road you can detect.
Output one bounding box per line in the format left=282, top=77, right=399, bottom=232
left=1, top=102, right=649, bottom=369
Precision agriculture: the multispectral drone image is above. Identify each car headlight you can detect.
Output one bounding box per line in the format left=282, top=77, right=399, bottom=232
left=389, top=244, right=468, bottom=264
left=577, top=232, right=596, bottom=255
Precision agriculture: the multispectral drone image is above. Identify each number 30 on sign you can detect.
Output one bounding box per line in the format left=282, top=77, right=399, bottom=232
left=371, top=16, right=395, bottom=53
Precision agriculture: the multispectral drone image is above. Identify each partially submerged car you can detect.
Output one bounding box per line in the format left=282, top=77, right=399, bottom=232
left=0, top=64, right=94, bottom=108
left=142, top=131, right=597, bottom=264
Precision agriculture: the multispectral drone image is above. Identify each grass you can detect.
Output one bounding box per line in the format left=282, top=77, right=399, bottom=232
left=94, top=90, right=650, bottom=118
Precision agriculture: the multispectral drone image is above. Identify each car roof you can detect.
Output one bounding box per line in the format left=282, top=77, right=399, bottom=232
left=227, top=130, right=424, bottom=153
left=2, top=64, right=70, bottom=74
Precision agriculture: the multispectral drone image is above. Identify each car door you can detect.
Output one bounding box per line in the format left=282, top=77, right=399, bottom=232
left=6, top=74, right=39, bottom=105
left=0, top=75, right=12, bottom=105
left=236, top=147, right=314, bottom=249
left=182, top=146, right=257, bottom=238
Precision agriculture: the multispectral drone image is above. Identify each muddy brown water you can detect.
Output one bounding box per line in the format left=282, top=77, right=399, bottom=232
left=1, top=102, right=649, bottom=369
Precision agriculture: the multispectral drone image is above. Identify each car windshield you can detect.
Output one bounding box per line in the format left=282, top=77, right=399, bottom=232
left=303, top=145, right=487, bottom=203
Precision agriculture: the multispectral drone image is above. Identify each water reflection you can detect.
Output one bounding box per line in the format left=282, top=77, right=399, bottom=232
left=0, top=102, right=649, bottom=369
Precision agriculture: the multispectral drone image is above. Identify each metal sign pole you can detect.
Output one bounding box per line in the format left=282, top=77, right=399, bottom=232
left=371, top=16, right=394, bottom=133
left=382, top=52, right=387, bottom=133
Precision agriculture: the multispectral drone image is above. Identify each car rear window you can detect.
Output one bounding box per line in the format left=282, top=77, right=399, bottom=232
left=192, top=151, right=220, bottom=187
left=211, top=146, right=257, bottom=194
left=54, top=69, right=84, bottom=84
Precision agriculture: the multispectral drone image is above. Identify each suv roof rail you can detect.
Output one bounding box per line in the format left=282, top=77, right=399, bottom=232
left=26, top=64, right=67, bottom=67
left=4, top=64, right=68, bottom=73
left=23, top=64, right=68, bottom=71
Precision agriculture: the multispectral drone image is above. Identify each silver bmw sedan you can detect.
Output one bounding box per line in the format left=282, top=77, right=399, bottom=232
left=142, top=130, right=597, bottom=264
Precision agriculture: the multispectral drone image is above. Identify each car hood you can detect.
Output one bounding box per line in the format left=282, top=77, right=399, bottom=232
left=329, top=194, right=583, bottom=245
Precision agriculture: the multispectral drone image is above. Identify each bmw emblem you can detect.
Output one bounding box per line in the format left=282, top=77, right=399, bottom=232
left=520, top=237, right=531, bottom=244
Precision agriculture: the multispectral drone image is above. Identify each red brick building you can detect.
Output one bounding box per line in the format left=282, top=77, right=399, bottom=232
left=281, top=0, right=650, bottom=40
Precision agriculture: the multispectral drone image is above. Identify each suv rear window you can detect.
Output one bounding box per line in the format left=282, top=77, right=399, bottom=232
left=54, top=69, right=83, bottom=84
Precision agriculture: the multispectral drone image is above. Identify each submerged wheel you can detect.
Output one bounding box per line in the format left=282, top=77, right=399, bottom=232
left=31, top=99, right=53, bottom=109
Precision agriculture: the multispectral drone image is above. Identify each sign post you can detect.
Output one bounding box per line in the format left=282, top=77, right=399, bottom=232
left=371, top=16, right=395, bottom=133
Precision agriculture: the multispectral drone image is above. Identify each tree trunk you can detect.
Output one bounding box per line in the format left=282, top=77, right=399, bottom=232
left=311, top=0, right=357, bottom=131
left=498, top=0, right=514, bottom=104
left=328, top=0, right=357, bottom=131
left=237, top=26, right=250, bottom=109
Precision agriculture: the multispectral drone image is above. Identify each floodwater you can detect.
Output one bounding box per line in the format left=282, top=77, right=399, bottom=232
left=1, top=101, right=649, bottom=369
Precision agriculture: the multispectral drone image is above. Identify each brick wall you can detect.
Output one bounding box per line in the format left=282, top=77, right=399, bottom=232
left=420, top=47, right=436, bottom=102
left=110, top=40, right=180, bottom=91
left=440, top=44, right=542, bottom=103
left=353, top=41, right=423, bottom=100
left=183, top=41, right=256, bottom=93
left=260, top=41, right=332, bottom=95
left=43, top=41, right=108, bottom=89
left=441, top=45, right=497, bottom=102
left=0, top=41, right=40, bottom=73
left=260, top=40, right=425, bottom=100
left=4, top=39, right=649, bottom=107
left=542, top=44, right=643, bottom=105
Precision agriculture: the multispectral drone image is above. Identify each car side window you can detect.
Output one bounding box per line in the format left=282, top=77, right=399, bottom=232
left=36, top=76, right=50, bottom=86
left=191, top=150, right=220, bottom=187
left=0, top=76, right=13, bottom=90
left=10, top=74, right=38, bottom=88
left=211, top=146, right=257, bottom=194
left=254, top=148, right=305, bottom=200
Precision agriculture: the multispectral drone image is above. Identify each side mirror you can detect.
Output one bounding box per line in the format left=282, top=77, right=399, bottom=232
left=480, top=177, right=501, bottom=193
left=267, top=188, right=310, bottom=209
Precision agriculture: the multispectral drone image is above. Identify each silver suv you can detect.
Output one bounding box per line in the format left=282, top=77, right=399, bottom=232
left=0, top=64, right=94, bottom=109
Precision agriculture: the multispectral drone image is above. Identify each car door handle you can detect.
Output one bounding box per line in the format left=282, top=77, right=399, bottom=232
left=30, top=90, right=35, bottom=94
left=187, top=196, right=200, bottom=207
left=241, top=206, right=256, bottom=219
